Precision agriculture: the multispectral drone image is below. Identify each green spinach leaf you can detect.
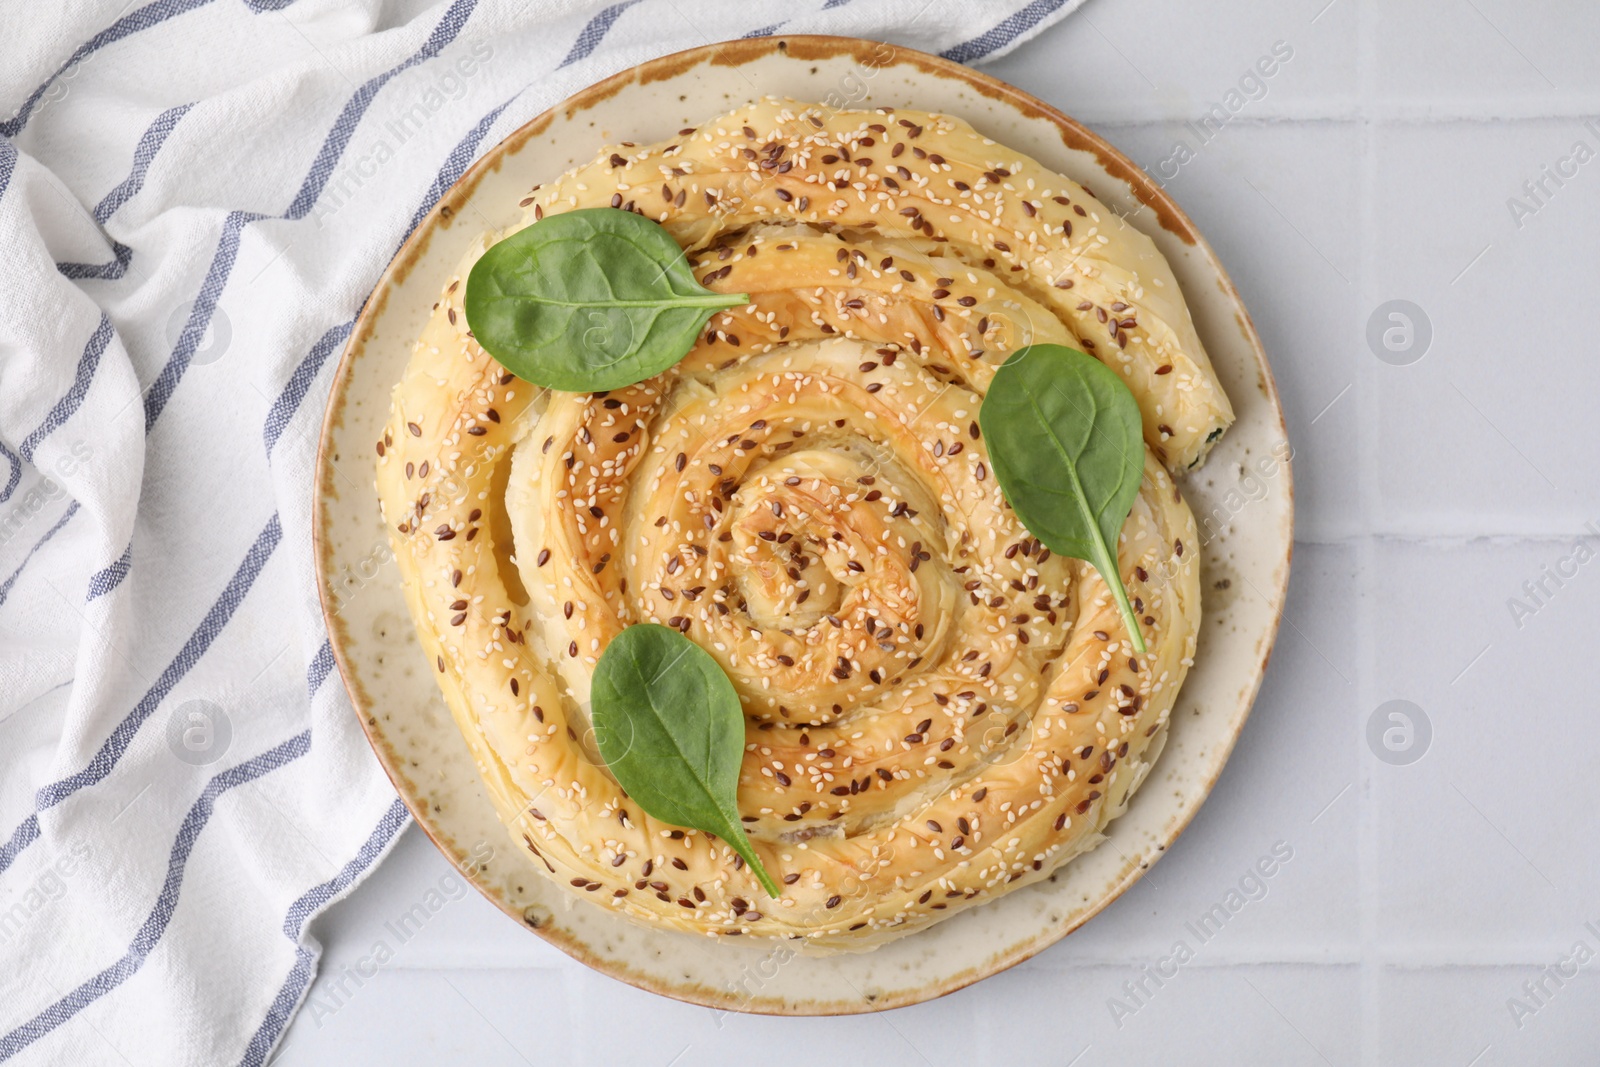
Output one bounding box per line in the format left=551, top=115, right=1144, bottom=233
left=590, top=623, right=780, bottom=898
left=464, top=208, right=748, bottom=392
left=979, top=344, right=1150, bottom=655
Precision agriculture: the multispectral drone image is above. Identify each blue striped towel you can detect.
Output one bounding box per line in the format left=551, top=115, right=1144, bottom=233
left=0, top=0, right=1080, bottom=1062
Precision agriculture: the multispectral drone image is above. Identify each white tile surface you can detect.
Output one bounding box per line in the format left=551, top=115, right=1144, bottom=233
left=1368, top=118, right=1600, bottom=535
left=1372, top=1, right=1600, bottom=108
left=283, top=1, right=1600, bottom=1062
left=1371, top=538, right=1600, bottom=949
left=994, top=961, right=1361, bottom=1067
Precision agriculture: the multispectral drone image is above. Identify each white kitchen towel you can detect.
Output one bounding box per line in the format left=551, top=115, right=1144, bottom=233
left=0, top=0, right=1080, bottom=1063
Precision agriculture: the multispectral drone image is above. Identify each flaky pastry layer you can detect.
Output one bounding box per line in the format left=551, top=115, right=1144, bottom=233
left=377, top=100, right=1216, bottom=950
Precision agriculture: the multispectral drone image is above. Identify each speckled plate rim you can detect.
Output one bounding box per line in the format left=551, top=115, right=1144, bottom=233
left=314, top=34, right=1293, bottom=1016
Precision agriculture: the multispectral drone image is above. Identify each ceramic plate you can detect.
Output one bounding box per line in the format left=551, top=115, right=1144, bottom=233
left=313, top=35, right=1293, bottom=1015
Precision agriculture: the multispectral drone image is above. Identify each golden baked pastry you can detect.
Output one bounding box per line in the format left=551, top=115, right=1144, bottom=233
left=377, top=99, right=1223, bottom=950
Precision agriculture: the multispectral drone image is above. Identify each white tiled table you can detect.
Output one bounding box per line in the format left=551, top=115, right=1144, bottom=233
left=279, top=3, right=1600, bottom=1063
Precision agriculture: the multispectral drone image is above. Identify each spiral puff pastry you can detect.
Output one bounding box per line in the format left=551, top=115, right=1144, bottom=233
left=376, top=100, right=1222, bottom=950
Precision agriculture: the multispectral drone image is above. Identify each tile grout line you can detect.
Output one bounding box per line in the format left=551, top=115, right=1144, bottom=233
left=1354, top=0, right=1380, bottom=1062
left=1069, top=105, right=1600, bottom=126
left=1296, top=530, right=1600, bottom=546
